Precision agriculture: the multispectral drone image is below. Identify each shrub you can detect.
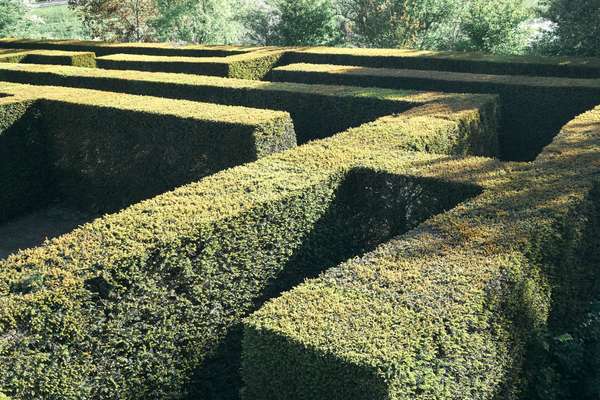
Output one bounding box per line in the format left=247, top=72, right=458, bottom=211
left=242, top=100, right=600, bottom=400
left=0, top=97, right=47, bottom=223
left=0, top=38, right=252, bottom=57
left=0, top=49, right=96, bottom=67
left=0, top=62, right=423, bottom=143
left=0, top=92, right=498, bottom=399
left=0, top=82, right=295, bottom=213
left=270, top=62, right=600, bottom=161
left=95, top=50, right=285, bottom=80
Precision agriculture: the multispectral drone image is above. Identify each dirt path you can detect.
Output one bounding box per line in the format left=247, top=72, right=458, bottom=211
left=0, top=206, right=95, bottom=259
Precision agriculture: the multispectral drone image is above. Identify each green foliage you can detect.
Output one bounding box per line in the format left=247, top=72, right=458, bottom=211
left=243, top=0, right=342, bottom=45
left=0, top=0, right=26, bottom=36
left=457, top=0, right=532, bottom=54
left=25, top=5, right=87, bottom=40
left=339, top=0, right=461, bottom=48
left=537, top=0, right=600, bottom=57
left=95, top=50, right=284, bottom=79
left=0, top=99, right=49, bottom=223
left=0, top=89, right=497, bottom=399
left=242, top=99, right=600, bottom=400
left=339, top=0, right=533, bottom=54
left=0, top=60, right=419, bottom=143
left=0, top=83, right=295, bottom=213
left=271, top=61, right=600, bottom=160
left=152, top=0, right=244, bottom=44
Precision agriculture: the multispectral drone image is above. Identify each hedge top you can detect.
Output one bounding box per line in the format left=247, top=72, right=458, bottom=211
left=274, top=63, right=600, bottom=90
left=0, top=38, right=259, bottom=57
left=96, top=49, right=285, bottom=64
left=0, top=90, right=499, bottom=398
left=244, top=100, right=600, bottom=399
left=0, top=62, right=431, bottom=101
left=287, top=46, right=600, bottom=69
left=0, top=49, right=95, bottom=58
left=0, top=82, right=290, bottom=125
left=3, top=39, right=600, bottom=78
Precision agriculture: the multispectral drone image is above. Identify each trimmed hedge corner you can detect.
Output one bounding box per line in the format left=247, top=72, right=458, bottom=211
left=270, top=63, right=600, bottom=161
left=0, top=63, right=435, bottom=144
left=97, top=50, right=284, bottom=80
left=0, top=82, right=295, bottom=213
left=242, top=104, right=600, bottom=400
left=0, top=92, right=499, bottom=399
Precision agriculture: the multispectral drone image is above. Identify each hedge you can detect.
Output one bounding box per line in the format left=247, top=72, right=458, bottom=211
left=96, top=50, right=284, bottom=80
left=0, top=82, right=295, bottom=214
left=281, top=47, right=600, bottom=78
left=0, top=96, right=48, bottom=223
left=3, top=40, right=600, bottom=78
left=242, top=104, right=600, bottom=400
left=0, top=50, right=96, bottom=67
left=0, top=38, right=255, bottom=57
left=0, top=63, right=430, bottom=144
left=0, top=92, right=499, bottom=400
left=270, top=63, right=600, bottom=161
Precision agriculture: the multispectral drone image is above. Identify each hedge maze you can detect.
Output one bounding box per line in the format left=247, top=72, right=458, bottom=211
left=0, top=39, right=599, bottom=400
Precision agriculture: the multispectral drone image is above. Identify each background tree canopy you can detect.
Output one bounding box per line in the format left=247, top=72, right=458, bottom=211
left=2, top=0, right=597, bottom=58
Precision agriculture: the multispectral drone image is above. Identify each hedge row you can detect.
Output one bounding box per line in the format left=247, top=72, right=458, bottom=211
left=270, top=63, right=600, bottom=161
left=5, top=40, right=600, bottom=79
left=0, top=92, right=499, bottom=400
left=96, top=50, right=285, bottom=80
left=0, top=63, right=429, bottom=144
left=0, top=49, right=96, bottom=67
left=281, top=47, right=600, bottom=78
left=242, top=103, right=600, bottom=399
left=0, top=38, right=255, bottom=57
left=0, top=82, right=295, bottom=214
left=0, top=96, right=48, bottom=223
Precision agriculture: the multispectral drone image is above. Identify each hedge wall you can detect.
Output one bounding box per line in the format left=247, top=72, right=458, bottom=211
left=0, top=38, right=254, bottom=57
left=0, top=63, right=428, bottom=144
left=282, top=47, right=600, bottom=78
left=270, top=63, right=600, bottom=161
left=0, top=50, right=96, bottom=67
left=96, top=50, right=284, bottom=80
left=2, top=40, right=600, bottom=79
left=0, top=82, right=295, bottom=213
left=242, top=104, right=600, bottom=400
left=0, top=92, right=499, bottom=400
left=0, top=96, right=49, bottom=223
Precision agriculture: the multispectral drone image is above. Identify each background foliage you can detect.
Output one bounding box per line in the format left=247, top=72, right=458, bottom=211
left=1, top=0, right=597, bottom=58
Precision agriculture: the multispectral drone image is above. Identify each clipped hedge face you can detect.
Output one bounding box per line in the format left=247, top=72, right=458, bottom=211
left=0, top=82, right=295, bottom=213
left=0, top=50, right=97, bottom=67
left=0, top=63, right=429, bottom=144
left=0, top=38, right=256, bottom=57
left=242, top=105, right=600, bottom=400
left=96, top=50, right=284, bottom=80
left=270, top=63, right=600, bottom=161
left=0, top=92, right=499, bottom=399
left=0, top=97, right=49, bottom=223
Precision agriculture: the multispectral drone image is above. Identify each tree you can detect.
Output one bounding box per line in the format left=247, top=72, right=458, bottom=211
left=152, top=0, right=244, bottom=44
left=458, top=0, right=532, bottom=54
left=0, top=0, right=26, bottom=36
left=339, top=0, right=462, bottom=48
left=69, top=0, right=159, bottom=41
left=339, top=0, right=533, bottom=54
left=537, top=0, right=600, bottom=57
left=243, top=0, right=342, bottom=46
